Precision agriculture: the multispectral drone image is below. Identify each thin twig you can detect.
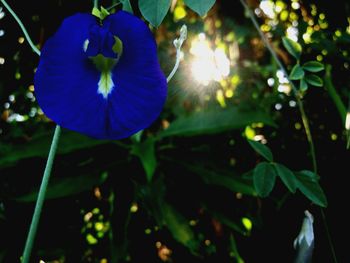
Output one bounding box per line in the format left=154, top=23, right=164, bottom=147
left=320, top=209, right=339, bottom=263
left=107, top=1, right=122, bottom=11
left=238, top=0, right=317, bottom=173
left=0, top=1, right=63, bottom=262
left=0, top=0, right=40, bottom=56
left=238, top=2, right=338, bottom=263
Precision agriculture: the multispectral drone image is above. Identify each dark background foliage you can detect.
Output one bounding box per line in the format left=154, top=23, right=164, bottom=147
left=0, top=0, right=349, bottom=262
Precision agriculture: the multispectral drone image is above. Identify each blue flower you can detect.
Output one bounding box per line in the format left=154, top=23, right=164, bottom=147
left=34, top=11, right=167, bottom=139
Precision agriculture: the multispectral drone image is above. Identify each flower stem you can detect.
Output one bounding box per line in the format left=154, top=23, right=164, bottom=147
left=238, top=0, right=317, bottom=173
left=0, top=0, right=40, bottom=56
left=239, top=1, right=338, bottom=263
left=320, top=208, right=339, bottom=263
left=22, top=125, right=61, bottom=263
left=94, top=0, right=98, bottom=9
left=324, top=65, right=346, bottom=124
left=1, top=1, right=63, bottom=261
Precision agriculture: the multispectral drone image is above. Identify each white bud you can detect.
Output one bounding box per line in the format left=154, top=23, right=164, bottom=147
left=293, top=210, right=314, bottom=249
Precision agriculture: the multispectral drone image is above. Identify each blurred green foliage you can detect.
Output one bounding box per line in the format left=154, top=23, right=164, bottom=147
left=0, top=0, right=349, bottom=262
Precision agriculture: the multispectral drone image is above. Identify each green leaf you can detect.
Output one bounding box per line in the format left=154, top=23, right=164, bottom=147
left=158, top=107, right=276, bottom=138
left=297, top=170, right=320, bottom=181
left=289, top=64, right=305, bottom=80
left=120, top=0, right=133, bottom=13
left=300, top=78, right=308, bottom=91
left=273, top=163, right=297, bottom=193
left=302, top=61, right=324, bottom=72
left=15, top=172, right=108, bottom=202
left=0, top=130, right=111, bottom=168
left=205, top=208, right=247, bottom=235
left=161, top=203, right=199, bottom=252
left=247, top=140, right=273, bottom=162
left=282, top=37, right=302, bottom=60
left=305, top=74, right=323, bottom=87
left=229, top=235, right=245, bottom=263
left=100, top=6, right=110, bottom=19
left=197, top=168, right=256, bottom=196
left=92, top=7, right=101, bottom=18
left=184, top=0, right=216, bottom=16
left=131, top=138, right=157, bottom=182
left=295, top=171, right=327, bottom=207
left=139, top=0, right=171, bottom=27
left=137, top=181, right=198, bottom=251
left=170, top=160, right=256, bottom=196
left=253, top=162, right=277, bottom=197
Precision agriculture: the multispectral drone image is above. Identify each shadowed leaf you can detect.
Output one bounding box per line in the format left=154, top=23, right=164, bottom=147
left=253, top=162, right=277, bottom=197
left=131, top=138, right=157, bottom=182
left=247, top=139, right=273, bottom=162
left=184, top=0, right=216, bottom=16
left=0, top=130, right=112, bottom=168
left=139, top=0, right=171, bottom=27
left=282, top=37, right=302, bottom=60
left=295, top=171, right=327, bottom=207
left=159, top=107, right=276, bottom=138
left=273, top=163, right=297, bottom=193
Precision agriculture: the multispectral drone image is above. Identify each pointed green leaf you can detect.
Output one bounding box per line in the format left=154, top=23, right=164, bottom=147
left=247, top=139, right=273, bottom=162
left=16, top=172, right=108, bottom=202
left=253, top=162, right=277, bottom=197
left=302, top=61, right=324, bottom=72
left=289, top=64, right=305, bottom=80
left=282, top=37, right=302, bottom=60
left=184, top=0, right=216, bottom=16
left=162, top=203, right=199, bottom=252
left=92, top=7, right=101, bottom=18
left=0, top=130, right=112, bottom=168
left=131, top=138, right=157, bottom=182
left=139, top=0, right=171, bottom=27
left=120, top=0, right=133, bottom=13
left=205, top=208, right=247, bottom=235
left=229, top=235, right=245, bottom=263
left=305, top=74, right=323, bottom=87
left=158, top=107, right=276, bottom=138
left=273, top=163, right=297, bottom=193
left=300, top=78, right=308, bottom=91
left=169, top=159, right=256, bottom=195
left=100, top=6, right=110, bottom=19
left=297, top=170, right=320, bottom=181
left=295, top=171, right=327, bottom=207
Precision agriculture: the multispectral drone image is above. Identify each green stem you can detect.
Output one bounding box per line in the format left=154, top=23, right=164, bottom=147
left=1, top=1, right=63, bottom=261
left=22, top=126, right=61, bottom=263
left=238, top=2, right=338, bottom=262
left=297, top=102, right=317, bottom=174
left=320, top=209, right=339, bottom=263
left=94, top=0, right=98, bottom=8
left=324, top=65, right=347, bottom=124
left=107, top=2, right=121, bottom=11
left=238, top=0, right=317, bottom=173
left=0, top=0, right=40, bottom=56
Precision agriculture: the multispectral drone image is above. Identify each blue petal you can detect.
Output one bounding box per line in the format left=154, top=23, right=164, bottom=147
left=85, top=25, right=118, bottom=58
left=104, top=11, right=167, bottom=137
left=35, top=11, right=167, bottom=139
left=35, top=14, right=110, bottom=138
